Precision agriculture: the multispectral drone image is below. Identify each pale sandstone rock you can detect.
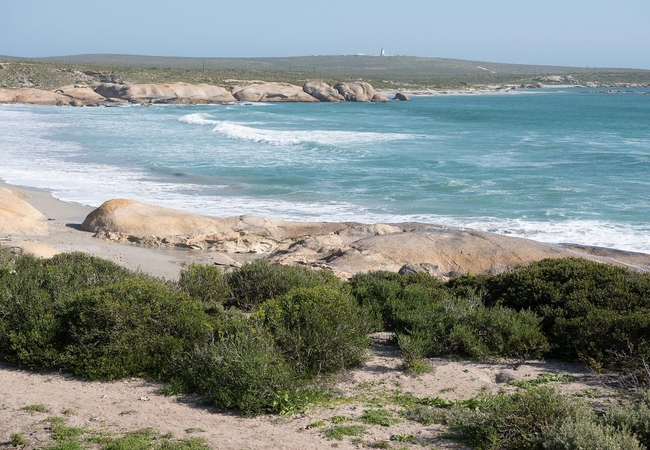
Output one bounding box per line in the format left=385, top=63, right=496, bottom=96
left=83, top=199, right=650, bottom=278
left=94, top=83, right=235, bottom=103
left=302, top=81, right=345, bottom=102
left=0, top=188, right=48, bottom=235
left=334, top=82, right=385, bottom=102
left=372, top=93, right=391, bottom=102
left=54, top=85, right=106, bottom=104
left=231, top=82, right=319, bottom=102
left=82, top=199, right=347, bottom=253
left=2, top=241, right=59, bottom=258
left=0, top=88, right=74, bottom=106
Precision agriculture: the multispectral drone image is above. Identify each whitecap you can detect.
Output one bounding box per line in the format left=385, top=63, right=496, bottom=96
left=211, top=121, right=414, bottom=147
left=178, top=113, right=219, bottom=126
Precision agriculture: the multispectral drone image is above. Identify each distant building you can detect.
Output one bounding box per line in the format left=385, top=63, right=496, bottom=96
left=380, top=48, right=386, bottom=57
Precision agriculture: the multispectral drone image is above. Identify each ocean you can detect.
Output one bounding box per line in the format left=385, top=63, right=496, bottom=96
left=1, top=88, right=649, bottom=253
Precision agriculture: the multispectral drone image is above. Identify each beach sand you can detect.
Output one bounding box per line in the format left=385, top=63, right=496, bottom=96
left=0, top=180, right=249, bottom=281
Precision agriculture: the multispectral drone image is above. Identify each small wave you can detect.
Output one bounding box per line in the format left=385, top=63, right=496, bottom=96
left=212, top=121, right=413, bottom=147
left=150, top=163, right=191, bottom=177
left=178, top=113, right=219, bottom=126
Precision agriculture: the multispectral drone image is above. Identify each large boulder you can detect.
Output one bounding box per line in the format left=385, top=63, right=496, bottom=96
left=231, top=82, right=319, bottom=102
left=334, top=81, right=389, bottom=102
left=0, top=188, right=48, bottom=235
left=82, top=199, right=347, bottom=253
left=94, top=83, right=235, bottom=104
left=303, top=81, right=345, bottom=102
left=394, top=92, right=411, bottom=101
left=0, top=88, right=74, bottom=106
left=54, top=85, right=107, bottom=106
left=1, top=241, right=59, bottom=258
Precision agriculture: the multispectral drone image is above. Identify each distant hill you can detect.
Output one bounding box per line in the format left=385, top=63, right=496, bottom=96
left=12, top=53, right=647, bottom=76
left=1, top=54, right=649, bottom=90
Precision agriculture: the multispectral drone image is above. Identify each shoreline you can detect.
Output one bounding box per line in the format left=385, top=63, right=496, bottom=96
left=3, top=179, right=650, bottom=281
left=1, top=180, right=207, bottom=280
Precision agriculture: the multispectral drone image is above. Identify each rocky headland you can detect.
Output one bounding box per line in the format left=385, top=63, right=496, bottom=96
left=0, top=80, right=392, bottom=106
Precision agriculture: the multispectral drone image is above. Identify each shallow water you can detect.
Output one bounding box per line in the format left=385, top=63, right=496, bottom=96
left=1, top=88, right=649, bottom=252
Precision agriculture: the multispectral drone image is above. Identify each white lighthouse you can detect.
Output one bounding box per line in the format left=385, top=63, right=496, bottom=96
left=380, top=48, right=386, bottom=57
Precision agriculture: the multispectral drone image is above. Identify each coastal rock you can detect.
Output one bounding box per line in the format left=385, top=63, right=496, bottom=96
left=393, top=92, right=411, bottom=101
left=83, top=199, right=650, bottom=278
left=231, top=82, right=318, bottom=102
left=54, top=85, right=106, bottom=105
left=0, top=88, right=74, bottom=106
left=371, top=93, right=391, bottom=102
left=94, top=83, right=236, bottom=104
left=0, top=188, right=48, bottom=235
left=334, top=82, right=379, bottom=102
left=302, top=81, right=345, bottom=102
left=2, top=241, right=59, bottom=258
left=82, top=199, right=347, bottom=253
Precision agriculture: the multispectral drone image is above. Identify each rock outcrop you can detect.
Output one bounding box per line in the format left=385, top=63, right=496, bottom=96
left=82, top=199, right=348, bottom=253
left=2, top=80, right=395, bottom=105
left=0, top=188, right=48, bottom=235
left=231, top=82, right=319, bottom=102
left=1, top=241, right=59, bottom=258
left=0, top=88, right=77, bottom=106
left=394, top=92, right=411, bottom=101
left=334, top=82, right=390, bottom=102
left=81, top=198, right=650, bottom=279
left=303, top=82, right=345, bottom=102
left=94, top=83, right=236, bottom=104
left=54, top=85, right=107, bottom=106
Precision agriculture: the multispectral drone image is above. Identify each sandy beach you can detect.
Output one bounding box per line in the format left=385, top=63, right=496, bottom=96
left=0, top=180, right=256, bottom=281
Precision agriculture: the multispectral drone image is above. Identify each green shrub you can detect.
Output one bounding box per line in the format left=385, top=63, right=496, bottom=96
left=394, top=292, right=549, bottom=361
left=172, top=314, right=298, bottom=416
left=255, top=286, right=369, bottom=376
left=59, top=278, right=214, bottom=380
left=452, top=387, right=576, bottom=450
left=349, top=270, right=446, bottom=331
left=483, top=258, right=650, bottom=370
left=10, top=432, right=27, bottom=446
left=0, top=251, right=137, bottom=369
left=542, top=408, right=643, bottom=450
left=177, top=263, right=230, bottom=313
left=226, top=260, right=341, bottom=310
left=602, top=390, right=650, bottom=447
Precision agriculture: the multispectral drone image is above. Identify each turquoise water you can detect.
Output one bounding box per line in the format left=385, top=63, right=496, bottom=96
left=1, top=89, right=649, bottom=252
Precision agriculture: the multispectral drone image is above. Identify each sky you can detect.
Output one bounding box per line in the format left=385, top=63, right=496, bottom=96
left=1, top=0, right=649, bottom=69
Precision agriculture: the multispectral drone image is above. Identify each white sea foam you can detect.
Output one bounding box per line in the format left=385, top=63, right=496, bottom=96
left=211, top=121, right=413, bottom=147
left=178, top=113, right=219, bottom=125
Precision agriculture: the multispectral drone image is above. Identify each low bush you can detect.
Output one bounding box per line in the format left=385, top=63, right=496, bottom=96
left=542, top=408, right=644, bottom=450
left=349, top=270, right=446, bottom=331
left=226, top=260, right=341, bottom=310
left=0, top=251, right=137, bottom=369
left=449, top=387, right=577, bottom=450
left=602, top=390, right=650, bottom=448
left=177, top=263, right=230, bottom=314
left=255, top=286, right=369, bottom=376
left=472, top=258, right=650, bottom=371
left=393, top=291, right=549, bottom=361
left=172, top=313, right=299, bottom=416
left=59, top=278, right=215, bottom=380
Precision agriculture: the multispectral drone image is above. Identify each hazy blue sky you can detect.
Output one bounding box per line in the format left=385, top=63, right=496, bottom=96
left=2, top=0, right=649, bottom=69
